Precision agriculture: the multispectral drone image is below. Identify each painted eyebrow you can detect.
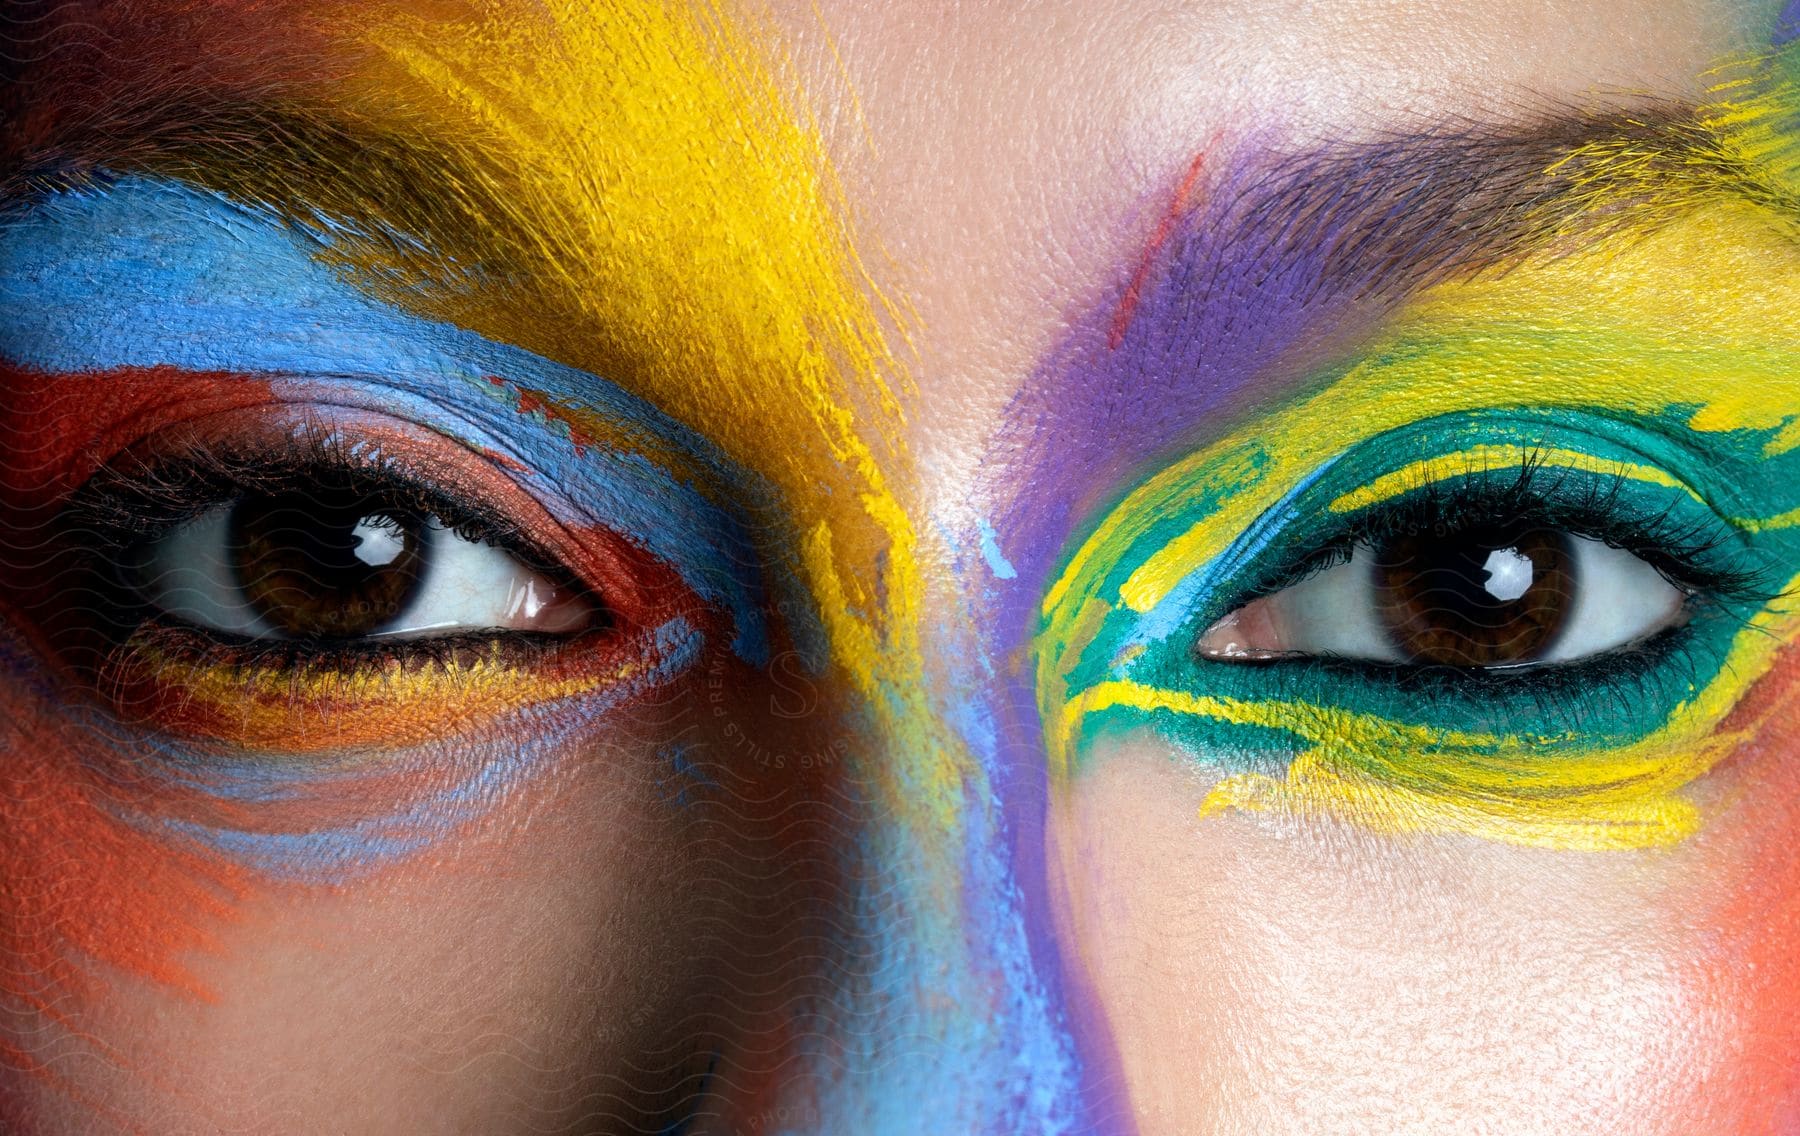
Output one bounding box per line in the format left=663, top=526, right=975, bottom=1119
left=984, top=103, right=1800, bottom=602
left=1115, top=107, right=1797, bottom=345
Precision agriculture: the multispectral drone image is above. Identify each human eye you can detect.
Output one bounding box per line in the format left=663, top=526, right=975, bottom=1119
left=22, top=411, right=706, bottom=756
left=1193, top=456, right=1715, bottom=669
left=1037, top=412, right=1799, bottom=851
left=121, top=442, right=597, bottom=646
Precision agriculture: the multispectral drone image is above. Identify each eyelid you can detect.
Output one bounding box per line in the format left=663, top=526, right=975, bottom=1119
left=1323, top=445, right=1709, bottom=516
left=1036, top=411, right=1800, bottom=850
left=66, top=403, right=678, bottom=625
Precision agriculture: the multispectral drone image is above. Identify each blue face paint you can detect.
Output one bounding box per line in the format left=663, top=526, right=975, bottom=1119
left=139, top=617, right=705, bottom=883
left=0, top=176, right=780, bottom=662
left=977, top=518, right=1018, bottom=581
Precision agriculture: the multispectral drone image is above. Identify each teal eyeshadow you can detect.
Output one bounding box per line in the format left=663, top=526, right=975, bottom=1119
left=1056, top=407, right=1799, bottom=768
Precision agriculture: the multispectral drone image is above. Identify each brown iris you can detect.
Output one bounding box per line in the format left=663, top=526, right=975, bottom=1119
left=1370, top=524, right=1577, bottom=666
left=229, top=489, right=428, bottom=639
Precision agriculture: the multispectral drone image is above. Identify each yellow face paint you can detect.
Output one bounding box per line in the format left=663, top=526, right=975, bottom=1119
left=120, top=0, right=977, bottom=835
left=1039, top=201, right=1800, bottom=850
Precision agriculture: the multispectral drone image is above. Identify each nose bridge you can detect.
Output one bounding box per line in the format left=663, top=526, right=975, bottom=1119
left=776, top=502, right=1130, bottom=1135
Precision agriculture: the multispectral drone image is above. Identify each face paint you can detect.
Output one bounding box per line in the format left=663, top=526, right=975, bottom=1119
left=1029, top=31, right=1800, bottom=857
left=0, top=179, right=758, bottom=1051
left=0, top=3, right=1089, bottom=1130
left=0, top=180, right=772, bottom=649
left=15, top=2, right=1797, bottom=1133
left=1037, top=201, right=1800, bottom=849
left=977, top=42, right=1800, bottom=1131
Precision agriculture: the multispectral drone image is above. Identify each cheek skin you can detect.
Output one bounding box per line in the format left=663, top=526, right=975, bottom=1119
left=1692, top=650, right=1800, bottom=1131
left=5, top=737, right=704, bottom=1134
left=0, top=654, right=836, bottom=1135
left=1051, top=734, right=1757, bottom=1136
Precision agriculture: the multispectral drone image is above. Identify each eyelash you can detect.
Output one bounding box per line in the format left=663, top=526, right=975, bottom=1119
left=1244, top=452, right=1784, bottom=613
left=1208, top=452, right=1793, bottom=713
left=74, top=430, right=532, bottom=555
left=54, top=429, right=598, bottom=669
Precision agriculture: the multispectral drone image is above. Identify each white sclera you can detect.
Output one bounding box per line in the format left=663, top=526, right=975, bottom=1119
left=1225, top=535, right=1686, bottom=665
left=136, top=507, right=592, bottom=640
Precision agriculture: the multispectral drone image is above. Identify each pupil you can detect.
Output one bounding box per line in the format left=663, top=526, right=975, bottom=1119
left=229, top=489, right=427, bottom=639
left=1370, top=524, right=1577, bottom=667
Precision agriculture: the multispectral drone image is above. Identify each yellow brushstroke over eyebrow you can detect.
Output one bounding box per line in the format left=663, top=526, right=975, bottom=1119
left=306, top=2, right=964, bottom=828
left=1037, top=53, right=1800, bottom=851
left=1324, top=446, right=1704, bottom=514
left=1077, top=203, right=1800, bottom=623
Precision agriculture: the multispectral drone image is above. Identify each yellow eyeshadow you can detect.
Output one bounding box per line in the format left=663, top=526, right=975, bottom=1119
left=1324, top=447, right=1705, bottom=515
left=1193, top=582, right=1800, bottom=849
left=1083, top=203, right=1800, bottom=623
left=111, top=638, right=646, bottom=754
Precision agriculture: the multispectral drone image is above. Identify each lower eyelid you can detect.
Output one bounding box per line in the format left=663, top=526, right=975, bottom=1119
left=15, top=405, right=733, bottom=751
left=100, top=616, right=704, bottom=755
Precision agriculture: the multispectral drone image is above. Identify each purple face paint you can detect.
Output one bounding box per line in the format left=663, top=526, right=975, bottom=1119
left=1778, top=0, right=1800, bottom=46
left=961, top=112, right=1760, bottom=1128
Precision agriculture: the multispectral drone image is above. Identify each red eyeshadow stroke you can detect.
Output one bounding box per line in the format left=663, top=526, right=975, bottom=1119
left=1107, top=144, right=1213, bottom=351
left=0, top=363, right=281, bottom=510
left=0, top=368, right=277, bottom=1015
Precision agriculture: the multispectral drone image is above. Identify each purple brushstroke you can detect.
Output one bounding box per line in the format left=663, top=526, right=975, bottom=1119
left=1777, top=0, right=1800, bottom=46
left=974, top=131, right=1577, bottom=1128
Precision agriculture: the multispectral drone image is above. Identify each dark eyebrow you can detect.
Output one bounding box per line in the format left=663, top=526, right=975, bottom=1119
left=3, top=83, right=1779, bottom=302
left=7, top=41, right=1788, bottom=440
left=1107, top=107, right=1796, bottom=347
left=986, top=102, right=1800, bottom=589
left=4, top=0, right=1788, bottom=301
left=5, top=0, right=1794, bottom=307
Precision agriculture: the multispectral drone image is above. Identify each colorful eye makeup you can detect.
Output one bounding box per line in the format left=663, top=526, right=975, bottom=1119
left=1037, top=202, right=1800, bottom=851
left=11, top=2, right=1800, bottom=1131
left=0, top=177, right=788, bottom=1067
left=0, top=0, right=1086, bottom=1121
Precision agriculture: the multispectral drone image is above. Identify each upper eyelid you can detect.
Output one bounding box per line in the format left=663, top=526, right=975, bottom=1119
left=0, top=177, right=783, bottom=664
left=1041, top=410, right=1791, bottom=677
left=1322, top=445, right=1711, bottom=517
left=1124, top=411, right=1761, bottom=607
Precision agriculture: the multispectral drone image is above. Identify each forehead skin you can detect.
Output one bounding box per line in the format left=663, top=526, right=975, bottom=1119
left=763, top=0, right=1757, bottom=486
